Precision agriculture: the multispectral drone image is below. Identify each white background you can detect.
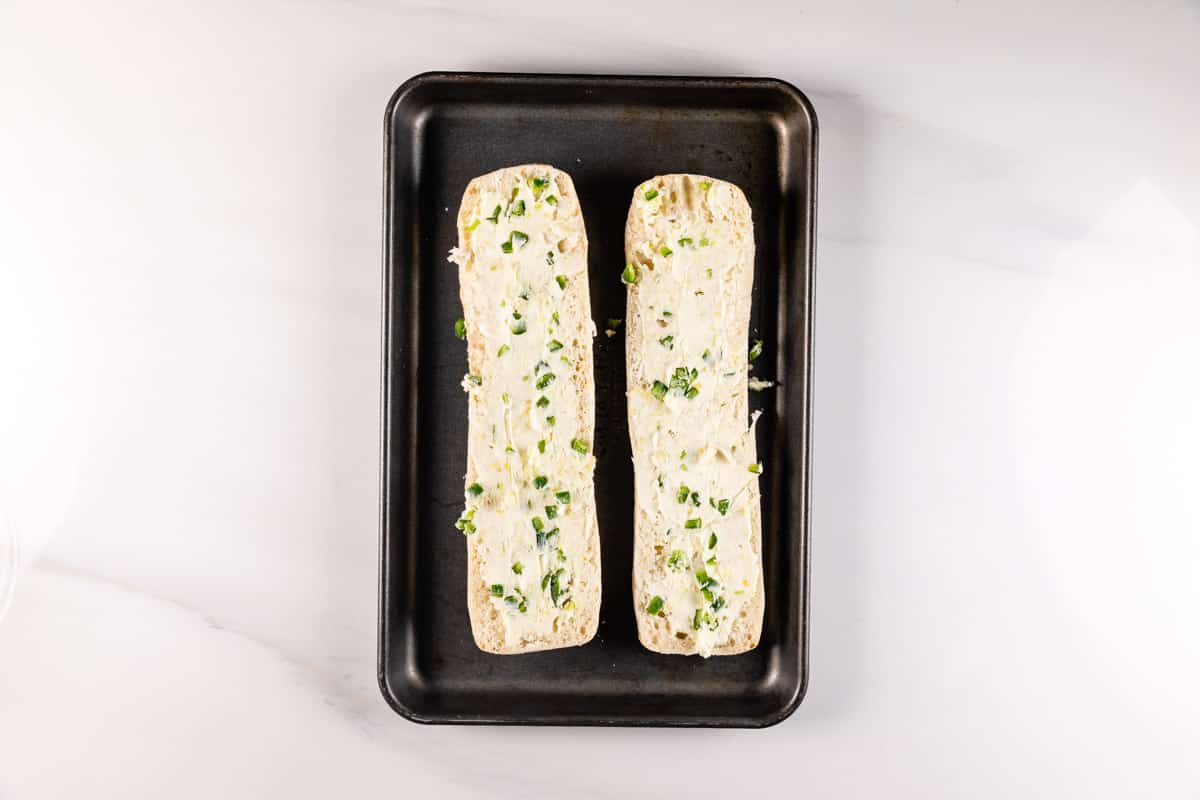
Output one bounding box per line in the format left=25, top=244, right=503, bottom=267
left=3, top=0, right=1199, bottom=796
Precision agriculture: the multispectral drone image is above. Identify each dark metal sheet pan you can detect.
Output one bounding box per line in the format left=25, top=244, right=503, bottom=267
left=380, top=71, right=815, bottom=727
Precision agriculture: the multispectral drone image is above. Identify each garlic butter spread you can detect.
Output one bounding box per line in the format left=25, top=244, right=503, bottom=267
left=626, top=179, right=762, bottom=657
left=449, top=171, right=595, bottom=650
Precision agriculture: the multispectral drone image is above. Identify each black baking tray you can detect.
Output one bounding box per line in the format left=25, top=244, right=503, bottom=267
left=379, top=72, right=815, bottom=727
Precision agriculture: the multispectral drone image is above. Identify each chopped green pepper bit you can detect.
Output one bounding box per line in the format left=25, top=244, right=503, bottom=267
left=749, top=462, right=763, bottom=474
left=533, top=475, right=548, bottom=490
left=667, top=550, right=686, bottom=570
left=546, top=415, right=556, bottom=426
left=646, top=595, right=664, bottom=615
left=537, top=439, right=546, bottom=453
left=545, top=505, right=558, bottom=519
left=535, top=372, right=556, bottom=390
left=486, top=205, right=501, bottom=223
left=555, top=490, right=571, bottom=504
left=501, top=392, right=510, bottom=403
left=690, top=492, right=700, bottom=507
left=662, top=309, right=673, bottom=317
left=651, top=380, right=668, bottom=401
left=531, top=516, right=545, bottom=533
left=621, top=262, right=638, bottom=285
left=530, top=176, right=551, bottom=194
left=699, top=180, right=712, bottom=191
left=555, top=274, right=567, bottom=290
left=512, top=562, right=524, bottom=575
left=659, top=245, right=673, bottom=257
left=708, top=532, right=718, bottom=548
left=547, top=339, right=564, bottom=352
left=699, top=237, right=711, bottom=246
left=570, top=438, right=589, bottom=455
left=685, top=518, right=702, bottom=529
left=676, top=485, right=690, bottom=504
left=546, top=251, right=555, bottom=265
left=497, top=344, right=510, bottom=356
left=678, top=237, right=693, bottom=247
left=749, top=339, right=764, bottom=360
left=702, top=348, right=712, bottom=361
left=454, top=318, right=466, bottom=339
left=659, top=335, right=674, bottom=348
left=466, top=374, right=482, bottom=386
left=644, top=189, right=659, bottom=201
left=467, top=483, right=483, bottom=497
left=544, top=195, right=557, bottom=205
left=466, top=219, right=481, bottom=232
left=711, top=596, right=726, bottom=612
left=551, top=311, right=560, bottom=325
left=511, top=199, right=526, bottom=216
left=537, top=395, right=550, bottom=408
left=685, top=386, right=699, bottom=400
left=714, top=498, right=730, bottom=515
left=490, top=584, right=504, bottom=597
left=510, top=317, right=527, bottom=335
left=695, top=569, right=717, bottom=589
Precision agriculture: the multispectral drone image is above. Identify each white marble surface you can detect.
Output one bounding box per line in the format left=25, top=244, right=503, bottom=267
left=3, top=0, right=1200, bottom=795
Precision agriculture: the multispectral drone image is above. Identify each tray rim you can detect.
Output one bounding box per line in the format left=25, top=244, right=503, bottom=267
left=379, top=70, right=817, bottom=728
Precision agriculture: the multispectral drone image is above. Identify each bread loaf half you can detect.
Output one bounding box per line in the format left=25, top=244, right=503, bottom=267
left=449, top=165, right=601, bottom=654
left=624, top=174, right=764, bottom=657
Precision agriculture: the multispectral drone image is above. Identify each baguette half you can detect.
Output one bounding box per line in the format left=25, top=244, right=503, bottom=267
left=449, top=165, right=600, bottom=654
left=624, top=174, right=764, bottom=656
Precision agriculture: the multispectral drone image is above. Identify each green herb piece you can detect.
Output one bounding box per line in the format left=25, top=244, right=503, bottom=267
left=536, top=529, right=547, bottom=549
left=454, top=318, right=466, bottom=339
left=534, top=359, right=550, bottom=374
left=490, top=584, right=504, bottom=597
left=467, top=374, right=482, bottom=386
left=706, top=555, right=717, bottom=566
left=511, top=231, right=528, bottom=248
left=535, top=372, right=556, bottom=390
left=702, top=348, right=711, bottom=361
left=531, top=176, right=551, bottom=194
left=497, top=344, right=510, bottom=357
left=699, top=236, right=711, bottom=246
left=537, top=439, right=546, bottom=453
left=695, top=569, right=716, bottom=589
left=545, top=528, right=560, bottom=548
left=699, top=180, right=712, bottom=191
left=706, top=267, right=713, bottom=278
left=545, top=505, right=557, bottom=519
left=621, top=262, right=638, bottom=285
left=466, top=219, right=481, bottom=232
left=646, top=596, right=664, bottom=615
left=685, top=518, right=702, bottom=529
left=510, top=317, right=527, bottom=335
left=690, top=492, right=700, bottom=507
left=546, top=250, right=555, bottom=266
left=685, top=386, right=699, bottom=400
left=711, top=596, right=725, bottom=612
left=549, top=568, right=565, bottom=605
left=678, top=237, right=693, bottom=247
left=555, top=274, right=567, bottom=290
left=537, top=395, right=550, bottom=408
left=692, top=609, right=702, bottom=630
left=662, top=309, right=673, bottom=317
left=501, top=392, right=510, bottom=403
left=533, top=475, right=548, bottom=490
left=570, top=438, right=589, bottom=455
left=467, top=483, right=483, bottom=497
left=556, top=490, right=571, bottom=504
left=656, top=474, right=664, bottom=488
left=651, top=380, right=668, bottom=400
left=545, top=195, right=558, bottom=205
left=504, top=445, right=514, bottom=453
left=701, top=587, right=714, bottom=603
left=708, top=532, right=718, bottom=548
left=546, top=415, right=556, bottom=426
left=501, top=241, right=512, bottom=254
left=644, top=189, right=659, bottom=201
left=512, top=562, right=524, bottom=575
left=667, top=550, right=686, bottom=571
left=659, top=245, right=673, bottom=257
left=551, top=311, right=560, bottom=325
left=541, top=573, right=552, bottom=590
left=531, top=516, right=545, bottom=533
left=557, top=547, right=567, bottom=563
left=659, top=335, right=674, bottom=348
left=511, top=199, right=526, bottom=216
left=547, top=339, right=564, bottom=352
left=749, top=339, right=764, bottom=360
left=486, top=205, right=501, bottom=223
left=749, top=462, right=762, bottom=474
left=677, top=485, right=690, bottom=504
